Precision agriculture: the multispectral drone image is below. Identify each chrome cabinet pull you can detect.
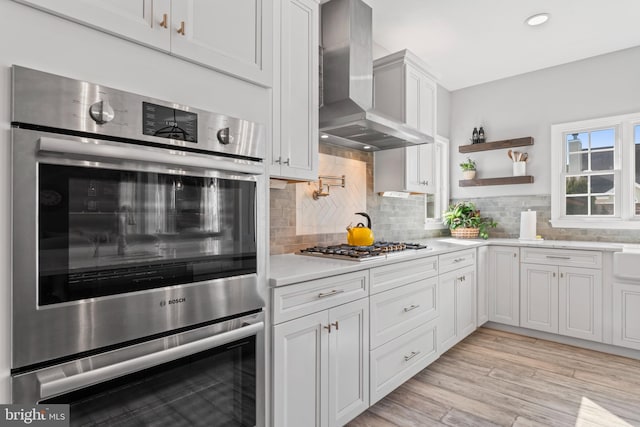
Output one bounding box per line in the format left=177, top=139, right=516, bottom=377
left=283, top=158, right=291, bottom=166
left=457, top=276, right=465, bottom=282
left=324, top=324, right=332, bottom=333
left=403, top=304, right=420, bottom=313
left=331, top=321, right=339, bottom=331
left=274, top=157, right=282, bottom=164
left=404, top=351, right=420, bottom=362
left=453, top=257, right=465, bottom=263
left=560, top=273, right=564, bottom=278
left=546, top=255, right=571, bottom=260
left=177, top=21, right=185, bottom=35
left=317, top=289, right=344, bottom=298
left=553, top=272, right=556, bottom=277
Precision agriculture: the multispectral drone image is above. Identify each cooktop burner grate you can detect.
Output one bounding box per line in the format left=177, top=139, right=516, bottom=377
left=297, top=241, right=429, bottom=261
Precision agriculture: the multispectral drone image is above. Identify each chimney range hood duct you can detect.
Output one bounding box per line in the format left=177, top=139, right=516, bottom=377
left=319, top=0, right=434, bottom=151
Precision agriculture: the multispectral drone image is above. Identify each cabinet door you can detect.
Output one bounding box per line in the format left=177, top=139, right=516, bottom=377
left=612, top=283, right=640, bottom=350
left=328, top=299, right=369, bottom=427
left=15, top=0, right=170, bottom=50
left=559, top=267, right=602, bottom=342
left=488, top=246, right=520, bottom=326
left=272, top=0, right=319, bottom=180
left=404, top=65, right=436, bottom=136
left=520, top=263, right=558, bottom=333
left=273, top=311, right=329, bottom=427
left=171, top=0, right=273, bottom=86
left=438, top=270, right=457, bottom=353
left=476, top=246, right=489, bottom=326
left=456, top=266, right=476, bottom=341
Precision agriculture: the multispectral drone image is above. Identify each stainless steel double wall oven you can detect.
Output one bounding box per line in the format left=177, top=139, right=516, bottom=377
left=10, top=66, right=266, bottom=426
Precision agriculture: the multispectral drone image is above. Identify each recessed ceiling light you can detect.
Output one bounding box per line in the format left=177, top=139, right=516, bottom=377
left=525, top=13, right=550, bottom=26
left=363, top=145, right=371, bottom=150
left=320, top=134, right=329, bottom=139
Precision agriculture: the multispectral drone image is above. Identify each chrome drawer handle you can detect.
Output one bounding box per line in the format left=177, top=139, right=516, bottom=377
left=546, top=256, right=571, bottom=260
left=404, top=351, right=421, bottom=362
left=403, top=304, right=420, bottom=313
left=318, top=289, right=345, bottom=298
left=453, top=258, right=465, bottom=263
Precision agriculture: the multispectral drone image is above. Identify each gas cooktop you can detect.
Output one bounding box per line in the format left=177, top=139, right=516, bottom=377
left=297, top=242, right=429, bottom=261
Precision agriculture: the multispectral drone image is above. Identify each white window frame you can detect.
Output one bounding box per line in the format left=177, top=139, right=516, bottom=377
left=551, top=112, right=640, bottom=229
left=424, top=135, right=449, bottom=229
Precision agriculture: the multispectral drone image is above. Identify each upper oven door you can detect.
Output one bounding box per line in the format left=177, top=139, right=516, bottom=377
left=12, top=128, right=266, bottom=369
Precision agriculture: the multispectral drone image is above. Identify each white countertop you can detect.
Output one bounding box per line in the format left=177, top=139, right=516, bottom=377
left=269, top=238, right=626, bottom=287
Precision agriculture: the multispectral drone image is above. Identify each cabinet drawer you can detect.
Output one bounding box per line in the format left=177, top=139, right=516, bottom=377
left=370, top=319, right=438, bottom=404
left=370, top=256, right=438, bottom=295
left=370, top=277, right=438, bottom=349
left=272, top=270, right=369, bottom=324
left=521, top=248, right=602, bottom=269
left=439, top=249, right=476, bottom=274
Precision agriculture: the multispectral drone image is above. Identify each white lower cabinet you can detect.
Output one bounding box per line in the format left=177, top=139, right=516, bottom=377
left=370, top=319, right=438, bottom=404
left=520, top=261, right=602, bottom=342
left=438, top=265, right=476, bottom=354
left=612, top=283, right=640, bottom=350
left=520, top=263, right=558, bottom=333
left=488, top=246, right=520, bottom=326
left=273, top=298, right=369, bottom=427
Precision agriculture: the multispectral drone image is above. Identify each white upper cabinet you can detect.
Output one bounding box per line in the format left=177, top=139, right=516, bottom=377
left=15, top=0, right=273, bottom=86
left=14, top=0, right=170, bottom=49
left=372, top=49, right=437, bottom=194
left=373, top=49, right=436, bottom=137
left=374, top=145, right=435, bottom=193
left=171, top=0, right=272, bottom=86
left=271, top=0, right=319, bottom=180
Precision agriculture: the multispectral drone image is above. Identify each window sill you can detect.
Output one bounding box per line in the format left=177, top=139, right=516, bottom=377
left=550, top=218, right=640, bottom=229
left=424, top=221, right=446, bottom=230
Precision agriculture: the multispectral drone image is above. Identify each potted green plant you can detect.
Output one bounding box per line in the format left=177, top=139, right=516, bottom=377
left=460, top=158, right=476, bottom=180
left=443, top=201, right=497, bottom=239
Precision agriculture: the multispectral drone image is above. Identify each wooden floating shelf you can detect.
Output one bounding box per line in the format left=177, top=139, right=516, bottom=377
left=458, top=136, right=534, bottom=153
left=459, top=175, right=534, bottom=187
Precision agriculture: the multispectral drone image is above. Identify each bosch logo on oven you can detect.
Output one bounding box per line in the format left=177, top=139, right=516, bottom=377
left=159, top=297, right=187, bottom=307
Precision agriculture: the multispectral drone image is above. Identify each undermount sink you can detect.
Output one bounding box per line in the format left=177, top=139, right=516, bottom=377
left=613, top=250, right=640, bottom=280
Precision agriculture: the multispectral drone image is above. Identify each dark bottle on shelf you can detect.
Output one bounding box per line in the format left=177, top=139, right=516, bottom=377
left=478, top=126, right=486, bottom=143
left=472, top=127, right=479, bottom=144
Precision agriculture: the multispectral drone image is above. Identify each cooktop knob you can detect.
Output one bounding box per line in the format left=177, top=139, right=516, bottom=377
left=89, top=100, right=115, bottom=125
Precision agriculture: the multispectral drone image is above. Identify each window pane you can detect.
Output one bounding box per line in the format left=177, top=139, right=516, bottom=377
left=566, top=176, right=587, bottom=194
left=591, top=195, right=614, bottom=215
left=566, top=133, right=588, bottom=173
left=590, top=174, right=614, bottom=194
left=426, top=194, right=435, bottom=219
left=590, top=128, right=615, bottom=150
left=566, top=197, right=588, bottom=215
left=590, top=150, right=613, bottom=171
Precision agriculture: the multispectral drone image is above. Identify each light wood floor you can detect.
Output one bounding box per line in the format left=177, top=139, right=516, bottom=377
left=348, top=327, right=640, bottom=427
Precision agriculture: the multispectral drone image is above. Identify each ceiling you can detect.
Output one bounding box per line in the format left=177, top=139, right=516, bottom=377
left=364, top=0, right=640, bottom=90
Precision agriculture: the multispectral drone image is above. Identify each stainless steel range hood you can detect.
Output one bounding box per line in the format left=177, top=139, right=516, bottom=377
left=320, top=0, right=434, bottom=151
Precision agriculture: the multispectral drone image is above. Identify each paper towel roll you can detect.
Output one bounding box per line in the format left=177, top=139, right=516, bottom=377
left=519, top=210, right=536, bottom=240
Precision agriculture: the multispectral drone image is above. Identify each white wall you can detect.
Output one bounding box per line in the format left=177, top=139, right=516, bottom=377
left=0, top=0, right=271, bottom=402
left=450, top=46, right=640, bottom=199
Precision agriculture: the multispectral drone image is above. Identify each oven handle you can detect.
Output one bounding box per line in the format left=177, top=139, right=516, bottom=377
left=38, top=136, right=264, bottom=176
left=38, top=321, right=264, bottom=399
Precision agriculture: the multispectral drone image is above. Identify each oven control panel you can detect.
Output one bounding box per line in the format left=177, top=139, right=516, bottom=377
left=142, top=102, right=198, bottom=143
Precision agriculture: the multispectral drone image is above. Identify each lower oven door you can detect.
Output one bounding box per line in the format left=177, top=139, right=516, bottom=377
left=12, top=311, right=265, bottom=427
